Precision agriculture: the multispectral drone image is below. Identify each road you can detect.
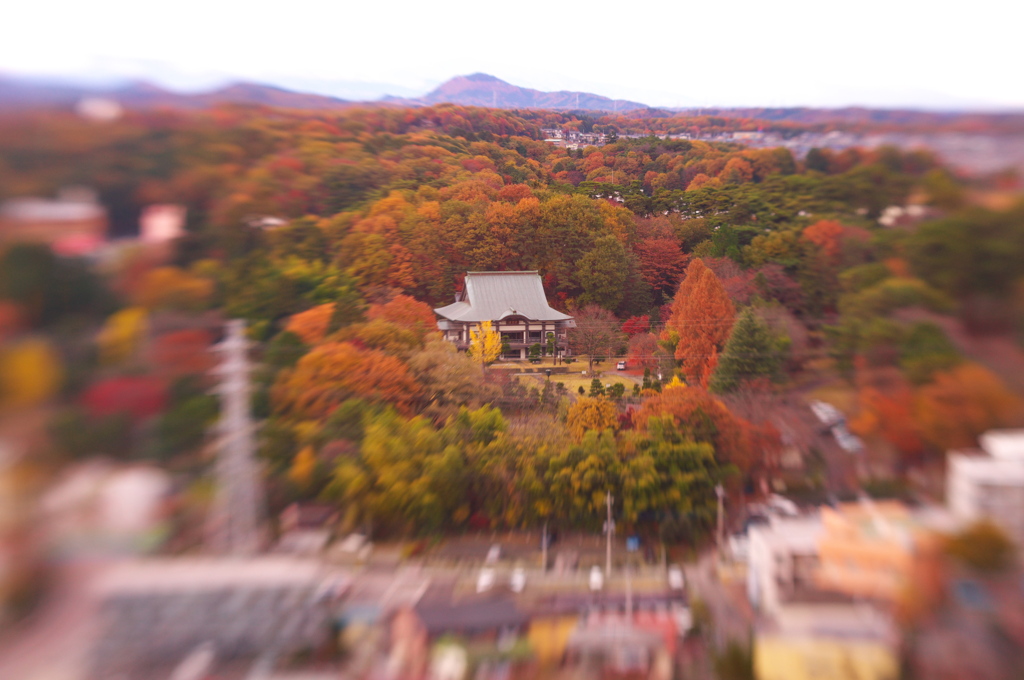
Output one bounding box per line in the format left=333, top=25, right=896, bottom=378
left=684, top=553, right=754, bottom=651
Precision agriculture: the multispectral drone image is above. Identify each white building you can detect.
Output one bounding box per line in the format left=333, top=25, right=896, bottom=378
left=746, top=515, right=823, bottom=615
left=947, top=430, right=1024, bottom=546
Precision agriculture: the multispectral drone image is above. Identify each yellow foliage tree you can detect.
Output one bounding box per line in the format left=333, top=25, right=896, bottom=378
left=97, top=307, right=148, bottom=365
left=566, top=397, right=619, bottom=442
left=288, top=445, right=317, bottom=489
left=468, top=320, right=502, bottom=366
left=0, top=338, right=63, bottom=408
left=135, top=266, right=214, bottom=311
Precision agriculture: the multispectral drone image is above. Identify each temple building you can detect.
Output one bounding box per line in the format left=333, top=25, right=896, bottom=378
left=434, top=271, right=575, bottom=360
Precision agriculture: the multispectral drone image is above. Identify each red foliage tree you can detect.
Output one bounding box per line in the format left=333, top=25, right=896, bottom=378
left=80, top=376, right=167, bottom=421
left=634, top=238, right=688, bottom=300
left=149, top=329, right=216, bottom=378
left=626, top=332, right=661, bottom=372
left=621, top=315, right=651, bottom=338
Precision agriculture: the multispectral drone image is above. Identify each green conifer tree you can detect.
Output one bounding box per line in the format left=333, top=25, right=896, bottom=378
left=709, top=309, right=785, bottom=394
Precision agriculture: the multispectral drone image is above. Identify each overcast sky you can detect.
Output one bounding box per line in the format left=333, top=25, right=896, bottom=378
left=3, top=0, right=1022, bottom=109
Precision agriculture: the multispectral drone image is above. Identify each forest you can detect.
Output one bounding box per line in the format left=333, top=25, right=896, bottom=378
left=2, top=101, right=1023, bottom=544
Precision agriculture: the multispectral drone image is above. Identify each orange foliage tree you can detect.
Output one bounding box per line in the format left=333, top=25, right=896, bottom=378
left=802, top=220, right=872, bottom=267
left=272, top=341, right=421, bottom=419
left=284, top=303, right=335, bottom=345
left=632, top=382, right=771, bottom=477
left=366, top=294, right=438, bottom=341
left=913, top=363, right=1024, bottom=450
left=664, top=259, right=735, bottom=387
left=849, top=379, right=925, bottom=461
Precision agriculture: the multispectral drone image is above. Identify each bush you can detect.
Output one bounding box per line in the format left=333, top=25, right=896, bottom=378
left=945, top=520, right=1015, bottom=573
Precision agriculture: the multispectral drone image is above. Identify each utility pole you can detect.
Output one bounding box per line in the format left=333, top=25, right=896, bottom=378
left=206, top=319, right=264, bottom=555
left=541, top=522, right=548, bottom=573
left=715, top=484, right=725, bottom=558
left=605, top=491, right=614, bottom=577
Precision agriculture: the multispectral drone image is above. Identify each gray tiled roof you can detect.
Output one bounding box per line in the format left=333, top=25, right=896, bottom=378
left=434, top=271, right=573, bottom=323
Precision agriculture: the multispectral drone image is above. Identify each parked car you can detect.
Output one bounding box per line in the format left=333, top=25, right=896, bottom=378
left=589, top=565, right=604, bottom=591
left=616, top=361, right=627, bottom=370
left=510, top=567, right=526, bottom=593
left=668, top=565, right=685, bottom=591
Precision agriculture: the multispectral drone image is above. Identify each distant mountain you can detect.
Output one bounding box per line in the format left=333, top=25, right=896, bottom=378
left=390, top=73, right=649, bottom=112
left=0, top=76, right=352, bottom=111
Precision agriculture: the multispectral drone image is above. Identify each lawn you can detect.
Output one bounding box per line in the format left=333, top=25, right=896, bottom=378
left=517, top=371, right=636, bottom=395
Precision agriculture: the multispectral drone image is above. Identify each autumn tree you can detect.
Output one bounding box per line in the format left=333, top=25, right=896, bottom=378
left=627, top=332, right=662, bottom=372
left=0, top=339, right=63, bottom=409
left=565, top=397, right=618, bottom=441
left=366, top=294, right=438, bottom=341
left=285, top=303, right=336, bottom=345
left=545, top=430, right=621, bottom=527
left=148, top=329, right=216, bottom=378
left=632, top=381, right=767, bottom=478
left=944, top=520, right=1015, bottom=573
left=468, top=320, right=502, bottom=366
left=80, top=375, right=167, bottom=422
left=618, top=420, right=734, bottom=539
left=913, top=363, right=1024, bottom=450
left=407, top=339, right=494, bottom=421
left=621, top=315, right=651, bottom=338
left=135, top=266, right=214, bottom=311
left=664, top=259, right=735, bottom=387
left=272, top=341, right=421, bottom=419
left=327, top=408, right=468, bottom=534
left=634, top=238, right=688, bottom=304
left=97, top=307, right=149, bottom=365
left=568, top=304, right=625, bottom=374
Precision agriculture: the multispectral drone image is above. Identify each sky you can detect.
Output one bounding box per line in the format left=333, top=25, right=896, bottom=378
left=3, top=0, right=1023, bottom=110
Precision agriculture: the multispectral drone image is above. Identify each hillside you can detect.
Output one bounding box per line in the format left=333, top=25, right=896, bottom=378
left=0, top=76, right=352, bottom=111
left=388, top=73, right=649, bottom=111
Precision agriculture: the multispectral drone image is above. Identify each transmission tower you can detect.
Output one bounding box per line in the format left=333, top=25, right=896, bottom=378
left=205, top=319, right=264, bottom=555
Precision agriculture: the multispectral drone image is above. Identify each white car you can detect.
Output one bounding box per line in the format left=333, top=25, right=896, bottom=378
left=668, top=565, right=685, bottom=591
left=477, top=567, right=495, bottom=593
left=510, top=567, right=526, bottom=593
left=616, top=361, right=627, bottom=370
left=589, top=565, right=604, bottom=591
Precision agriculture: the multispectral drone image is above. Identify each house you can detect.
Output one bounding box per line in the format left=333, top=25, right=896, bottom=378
left=0, top=187, right=107, bottom=256
left=815, top=500, right=947, bottom=605
left=434, top=271, right=575, bottom=360
left=388, top=597, right=528, bottom=679
left=947, top=429, right=1024, bottom=546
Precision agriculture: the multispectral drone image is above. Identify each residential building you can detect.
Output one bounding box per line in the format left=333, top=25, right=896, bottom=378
left=434, top=271, right=575, bottom=360
left=747, top=515, right=824, bottom=615
left=947, top=429, right=1024, bottom=546
left=815, top=500, right=947, bottom=605
left=747, top=513, right=902, bottom=680
left=0, top=187, right=107, bottom=256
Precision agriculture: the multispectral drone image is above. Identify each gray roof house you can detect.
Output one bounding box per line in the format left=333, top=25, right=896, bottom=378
left=434, top=271, right=575, bottom=360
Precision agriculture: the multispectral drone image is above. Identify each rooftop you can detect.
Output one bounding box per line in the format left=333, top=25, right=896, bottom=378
left=980, top=430, right=1024, bottom=460
left=434, top=271, right=573, bottom=324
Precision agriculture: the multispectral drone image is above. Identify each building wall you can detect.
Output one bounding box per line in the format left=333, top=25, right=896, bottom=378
left=755, top=636, right=897, bottom=680
left=442, top=320, right=573, bottom=358
left=947, top=452, right=1024, bottom=545
left=815, top=504, right=914, bottom=603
